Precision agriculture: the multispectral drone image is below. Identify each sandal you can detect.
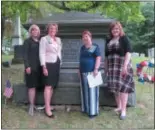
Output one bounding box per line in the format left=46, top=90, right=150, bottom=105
left=28, top=105, right=34, bottom=116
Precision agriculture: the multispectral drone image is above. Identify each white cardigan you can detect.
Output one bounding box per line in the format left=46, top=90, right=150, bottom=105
left=39, top=35, right=62, bottom=66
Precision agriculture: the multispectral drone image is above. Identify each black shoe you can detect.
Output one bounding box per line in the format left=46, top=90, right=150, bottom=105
left=89, top=115, right=97, bottom=119
left=51, top=108, right=56, bottom=112
left=45, top=111, right=55, bottom=118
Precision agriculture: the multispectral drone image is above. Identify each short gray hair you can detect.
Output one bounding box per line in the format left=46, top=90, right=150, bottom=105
left=28, top=24, right=40, bottom=37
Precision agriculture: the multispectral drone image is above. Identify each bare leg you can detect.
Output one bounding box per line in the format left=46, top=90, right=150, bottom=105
left=44, top=86, right=53, bottom=116
left=28, top=88, right=36, bottom=116
left=50, top=88, right=54, bottom=110
left=120, top=92, right=128, bottom=118
left=114, top=92, right=121, bottom=112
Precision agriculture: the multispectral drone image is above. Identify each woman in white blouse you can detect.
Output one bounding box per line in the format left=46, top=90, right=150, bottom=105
left=39, top=23, right=62, bottom=118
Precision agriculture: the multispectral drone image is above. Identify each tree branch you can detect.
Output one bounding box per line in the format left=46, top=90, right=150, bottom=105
left=47, top=1, right=71, bottom=11
left=81, top=2, right=102, bottom=12
left=47, top=1, right=102, bottom=12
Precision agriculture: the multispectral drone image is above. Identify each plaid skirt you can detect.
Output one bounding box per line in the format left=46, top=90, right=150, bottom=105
left=107, top=54, right=135, bottom=93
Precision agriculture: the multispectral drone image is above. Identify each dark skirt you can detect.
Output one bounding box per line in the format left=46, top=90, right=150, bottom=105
left=107, top=54, right=135, bottom=93
left=43, top=58, right=60, bottom=88
left=25, top=66, right=43, bottom=89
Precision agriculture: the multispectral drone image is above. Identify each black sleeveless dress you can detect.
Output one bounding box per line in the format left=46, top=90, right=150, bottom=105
left=23, top=37, right=42, bottom=89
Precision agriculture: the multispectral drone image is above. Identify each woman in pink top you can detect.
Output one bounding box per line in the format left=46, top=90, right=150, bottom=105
left=39, top=23, right=62, bottom=118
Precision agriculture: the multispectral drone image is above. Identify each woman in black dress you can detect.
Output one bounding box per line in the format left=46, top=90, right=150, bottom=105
left=23, top=24, right=42, bottom=116
left=39, top=23, right=62, bottom=118
left=105, top=21, right=135, bottom=120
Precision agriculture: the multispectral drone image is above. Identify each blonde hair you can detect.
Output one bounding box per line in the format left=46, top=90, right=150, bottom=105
left=109, top=21, right=125, bottom=38
left=46, top=23, right=58, bottom=33
left=28, top=24, right=40, bottom=37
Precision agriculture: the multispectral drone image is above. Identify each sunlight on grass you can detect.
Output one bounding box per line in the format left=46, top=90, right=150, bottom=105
left=2, top=55, right=13, bottom=62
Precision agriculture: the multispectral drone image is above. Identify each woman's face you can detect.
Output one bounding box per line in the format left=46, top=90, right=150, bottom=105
left=82, top=34, right=92, bottom=45
left=48, top=25, right=57, bottom=37
left=31, top=28, right=39, bottom=37
left=111, top=25, right=120, bottom=37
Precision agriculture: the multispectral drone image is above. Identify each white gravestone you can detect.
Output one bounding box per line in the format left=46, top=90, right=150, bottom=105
left=132, top=52, right=139, bottom=57
left=140, top=53, right=145, bottom=57
left=148, top=48, right=155, bottom=58
left=12, top=10, right=22, bottom=46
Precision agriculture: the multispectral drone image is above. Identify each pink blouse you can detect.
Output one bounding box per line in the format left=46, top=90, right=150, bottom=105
left=39, top=35, right=62, bottom=66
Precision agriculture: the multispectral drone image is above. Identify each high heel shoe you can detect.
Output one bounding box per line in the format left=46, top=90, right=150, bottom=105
left=44, top=110, right=55, bottom=118
left=51, top=107, right=55, bottom=111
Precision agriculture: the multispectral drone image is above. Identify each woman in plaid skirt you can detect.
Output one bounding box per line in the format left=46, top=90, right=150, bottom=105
left=105, top=21, right=135, bottom=120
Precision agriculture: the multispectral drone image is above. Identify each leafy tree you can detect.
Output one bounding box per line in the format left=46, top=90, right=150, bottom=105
left=2, top=1, right=149, bottom=49
left=1, top=1, right=41, bottom=43
left=124, top=2, right=154, bottom=55
left=1, top=1, right=62, bottom=43
left=47, top=1, right=145, bottom=23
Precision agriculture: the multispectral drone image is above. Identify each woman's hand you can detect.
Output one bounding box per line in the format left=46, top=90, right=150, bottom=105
left=26, top=67, right=31, bottom=74
left=121, top=65, right=128, bottom=77
left=43, top=67, right=48, bottom=76
left=93, top=69, right=98, bottom=77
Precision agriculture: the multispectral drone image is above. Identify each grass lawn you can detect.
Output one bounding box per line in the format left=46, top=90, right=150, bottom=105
left=1, top=55, right=154, bottom=129
left=2, top=55, right=14, bottom=62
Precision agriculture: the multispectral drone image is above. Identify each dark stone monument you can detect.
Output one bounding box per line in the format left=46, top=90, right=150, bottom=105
left=11, top=11, right=23, bottom=64
left=13, top=11, right=136, bottom=107
left=12, top=45, right=24, bottom=64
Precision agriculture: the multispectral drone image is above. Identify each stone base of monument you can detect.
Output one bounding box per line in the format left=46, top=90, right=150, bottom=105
left=12, top=45, right=24, bottom=64
left=13, top=83, right=136, bottom=107
left=12, top=58, right=24, bottom=64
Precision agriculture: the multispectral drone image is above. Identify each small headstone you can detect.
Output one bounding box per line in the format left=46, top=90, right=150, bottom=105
left=12, top=45, right=24, bottom=64
left=2, top=61, right=12, bottom=67
left=132, top=52, right=139, bottom=57
left=140, top=53, right=145, bottom=57
left=148, top=48, right=155, bottom=58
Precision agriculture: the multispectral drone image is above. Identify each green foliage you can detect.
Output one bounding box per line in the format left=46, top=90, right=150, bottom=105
left=2, top=1, right=153, bottom=52
left=2, top=1, right=145, bottom=27
left=47, top=1, right=145, bottom=23
left=125, top=2, right=154, bottom=54
left=93, top=1, right=145, bottom=23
